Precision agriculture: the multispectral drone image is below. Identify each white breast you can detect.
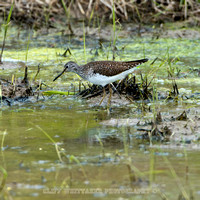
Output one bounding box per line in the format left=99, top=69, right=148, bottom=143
left=87, top=67, right=137, bottom=87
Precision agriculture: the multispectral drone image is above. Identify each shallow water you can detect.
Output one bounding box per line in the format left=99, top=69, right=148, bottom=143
left=1, top=98, right=200, bottom=199
left=0, top=97, right=199, bottom=199
left=0, top=25, right=200, bottom=199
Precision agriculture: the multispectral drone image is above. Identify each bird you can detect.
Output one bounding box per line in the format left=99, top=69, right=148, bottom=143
left=53, top=59, right=148, bottom=105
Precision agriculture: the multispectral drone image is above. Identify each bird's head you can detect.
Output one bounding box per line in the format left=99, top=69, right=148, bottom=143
left=53, top=61, right=78, bottom=81
left=64, top=61, right=79, bottom=73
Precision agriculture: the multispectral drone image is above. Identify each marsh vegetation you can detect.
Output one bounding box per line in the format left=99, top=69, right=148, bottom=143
left=0, top=1, right=200, bottom=199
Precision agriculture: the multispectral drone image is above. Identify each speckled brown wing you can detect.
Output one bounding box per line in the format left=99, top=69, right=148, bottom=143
left=83, top=59, right=148, bottom=77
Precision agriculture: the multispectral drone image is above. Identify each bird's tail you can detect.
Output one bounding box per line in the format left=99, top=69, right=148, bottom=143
left=125, top=58, right=148, bottom=64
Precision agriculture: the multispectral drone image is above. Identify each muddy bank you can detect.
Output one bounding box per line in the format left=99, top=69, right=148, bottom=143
left=0, top=63, right=44, bottom=106
left=67, top=23, right=200, bottom=41
left=100, top=108, right=200, bottom=146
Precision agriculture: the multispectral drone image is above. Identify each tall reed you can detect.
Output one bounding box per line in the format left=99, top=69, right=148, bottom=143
left=112, top=1, right=117, bottom=60
left=83, top=22, right=86, bottom=63
left=0, top=1, right=14, bottom=64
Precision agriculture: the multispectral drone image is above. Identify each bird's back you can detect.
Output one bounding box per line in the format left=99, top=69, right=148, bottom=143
left=83, top=59, right=148, bottom=77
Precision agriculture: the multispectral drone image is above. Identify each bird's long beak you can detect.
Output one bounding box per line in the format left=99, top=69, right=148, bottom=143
left=53, top=67, right=68, bottom=81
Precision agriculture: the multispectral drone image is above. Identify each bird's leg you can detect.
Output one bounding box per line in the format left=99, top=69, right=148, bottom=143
left=99, top=87, right=106, bottom=106
left=115, top=75, right=129, bottom=89
left=115, top=80, right=122, bottom=89
left=107, top=84, right=112, bottom=107
left=110, top=83, right=121, bottom=99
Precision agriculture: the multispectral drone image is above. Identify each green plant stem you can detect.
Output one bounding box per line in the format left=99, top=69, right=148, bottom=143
left=95, top=135, right=105, bottom=157
left=112, top=2, right=116, bottom=47
left=25, top=33, right=31, bottom=63
left=60, top=0, right=69, bottom=18
left=35, top=125, right=63, bottom=163
left=0, top=1, right=14, bottom=63
left=0, top=166, right=7, bottom=192
left=112, top=1, right=116, bottom=60
left=0, top=84, right=2, bottom=104
left=83, top=22, right=86, bottom=63
left=1, top=130, right=7, bottom=151
left=162, top=150, right=189, bottom=199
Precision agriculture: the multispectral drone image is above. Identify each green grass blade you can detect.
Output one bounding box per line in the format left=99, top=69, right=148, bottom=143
left=112, top=2, right=116, bottom=47
left=6, top=2, right=14, bottom=24
left=42, top=90, right=75, bottom=96
left=34, top=125, right=63, bottom=163
left=0, top=166, right=7, bottom=192
left=162, top=150, right=189, bottom=199
left=25, top=33, right=31, bottom=63
left=60, top=0, right=69, bottom=18
left=69, top=155, right=87, bottom=179
left=1, top=130, right=7, bottom=151
left=0, top=1, right=14, bottom=63
left=0, top=84, right=2, bottom=105
left=83, top=22, right=86, bottom=63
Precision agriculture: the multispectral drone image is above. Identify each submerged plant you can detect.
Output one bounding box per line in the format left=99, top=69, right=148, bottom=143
left=0, top=166, right=7, bottom=192
left=161, top=148, right=190, bottom=199
left=0, top=130, right=7, bottom=193
left=0, top=130, right=7, bottom=151
left=0, top=1, right=14, bottom=64
left=35, top=125, right=87, bottom=180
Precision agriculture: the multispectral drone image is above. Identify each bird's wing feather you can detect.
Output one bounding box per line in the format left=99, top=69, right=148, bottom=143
left=83, top=59, right=148, bottom=77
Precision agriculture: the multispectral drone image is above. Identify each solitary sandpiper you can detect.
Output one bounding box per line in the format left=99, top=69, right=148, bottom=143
left=53, top=59, right=148, bottom=104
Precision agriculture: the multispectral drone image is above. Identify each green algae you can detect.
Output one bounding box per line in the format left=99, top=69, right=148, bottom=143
left=0, top=24, right=200, bottom=200
left=1, top=27, right=199, bottom=95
